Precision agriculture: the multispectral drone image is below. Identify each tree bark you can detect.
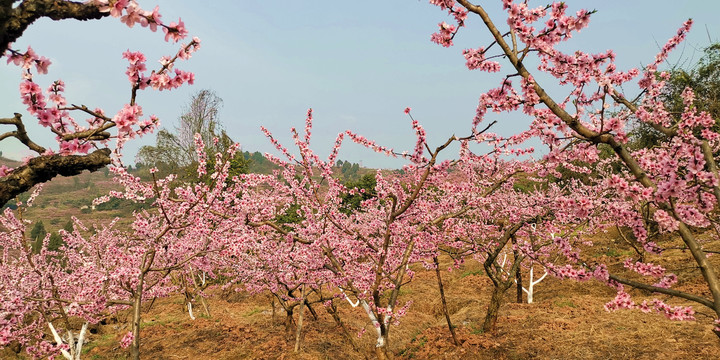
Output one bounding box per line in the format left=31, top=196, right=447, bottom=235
left=515, top=266, right=523, bottom=303
left=0, top=148, right=111, bottom=206
left=482, top=285, right=507, bottom=333
left=374, top=338, right=391, bottom=360
left=284, top=308, right=294, bottom=337
left=433, top=256, right=459, bottom=346
left=512, top=239, right=523, bottom=304
left=1, top=0, right=107, bottom=54
left=294, top=285, right=306, bottom=353
left=130, top=274, right=145, bottom=360
left=304, top=299, right=318, bottom=320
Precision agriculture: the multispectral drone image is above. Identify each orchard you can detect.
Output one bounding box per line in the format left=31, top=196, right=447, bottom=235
left=1, top=1, right=720, bottom=359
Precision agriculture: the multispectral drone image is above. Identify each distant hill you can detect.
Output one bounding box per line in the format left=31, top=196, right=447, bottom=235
left=241, top=150, right=371, bottom=180
left=243, top=150, right=281, bottom=174
left=0, top=156, right=21, bottom=168
left=1, top=150, right=376, bottom=237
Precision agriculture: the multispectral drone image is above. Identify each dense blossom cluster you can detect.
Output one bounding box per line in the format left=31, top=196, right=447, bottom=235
left=4, top=0, right=720, bottom=358
left=429, top=0, right=720, bottom=334
left=1, top=137, right=254, bottom=358
left=604, top=288, right=695, bottom=321
left=1, top=0, right=198, bottom=180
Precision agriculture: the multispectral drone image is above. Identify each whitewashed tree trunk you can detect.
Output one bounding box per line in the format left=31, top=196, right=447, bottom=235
left=48, top=322, right=88, bottom=360
left=188, top=302, right=196, bottom=320
left=523, top=263, right=548, bottom=304
left=360, top=300, right=385, bottom=348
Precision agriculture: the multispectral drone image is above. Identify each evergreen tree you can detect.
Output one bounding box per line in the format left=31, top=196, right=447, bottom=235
left=29, top=220, right=47, bottom=253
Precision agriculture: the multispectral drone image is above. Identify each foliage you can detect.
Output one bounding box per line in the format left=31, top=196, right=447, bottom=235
left=630, top=43, right=720, bottom=149
left=339, top=173, right=377, bottom=214
left=28, top=220, right=46, bottom=253
left=136, top=89, right=250, bottom=180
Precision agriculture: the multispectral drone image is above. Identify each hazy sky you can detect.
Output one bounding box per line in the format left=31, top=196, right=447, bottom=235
left=2, top=1, right=719, bottom=168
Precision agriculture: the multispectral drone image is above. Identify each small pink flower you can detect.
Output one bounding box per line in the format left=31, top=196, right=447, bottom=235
left=120, top=332, right=134, bottom=348
left=163, top=18, right=188, bottom=43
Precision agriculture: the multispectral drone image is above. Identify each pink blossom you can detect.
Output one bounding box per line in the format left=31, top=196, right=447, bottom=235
left=462, top=47, right=501, bottom=72
left=430, top=22, right=456, bottom=47
left=120, top=332, right=134, bottom=348
left=0, top=165, right=12, bottom=177
left=98, top=0, right=129, bottom=18
left=163, top=18, right=188, bottom=43
left=120, top=2, right=143, bottom=27
left=429, top=0, right=456, bottom=11
left=653, top=209, right=679, bottom=233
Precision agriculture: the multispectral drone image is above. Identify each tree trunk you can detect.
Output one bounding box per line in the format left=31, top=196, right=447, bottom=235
left=188, top=266, right=210, bottom=317
left=130, top=277, right=145, bottom=360
left=199, top=296, right=210, bottom=317
left=511, top=236, right=523, bottom=304
left=375, top=340, right=391, bottom=360
left=482, top=285, right=506, bottom=333
left=271, top=296, right=276, bottom=322
left=360, top=299, right=392, bottom=359
left=433, top=256, right=459, bottom=346
left=294, top=285, right=307, bottom=352
left=515, top=266, right=523, bottom=303
left=285, top=308, right=294, bottom=337
left=304, top=299, right=318, bottom=320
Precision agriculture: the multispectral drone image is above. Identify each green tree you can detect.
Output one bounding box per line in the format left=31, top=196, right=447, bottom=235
left=349, top=163, right=360, bottom=176
left=341, top=161, right=351, bottom=174
left=47, top=233, right=64, bottom=252
left=630, top=43, right=720, bottom=149
left=250, top=151, right=265, bottom=163
left=29, top=220, right=47, bottom=253
left=662, top=43, right=720, bottom=121
left=136, top=89, right=249, bottom=180
left=340, top=173, right=377, bottom=214
left=45, top=220, right=74, bottom=252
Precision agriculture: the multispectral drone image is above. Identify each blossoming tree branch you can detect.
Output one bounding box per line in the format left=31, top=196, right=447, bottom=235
left=0, top=0, right=197, bottom=206
left=430, top=0, right=720, bottom=336
left=2, top=1, right=720, bottom=359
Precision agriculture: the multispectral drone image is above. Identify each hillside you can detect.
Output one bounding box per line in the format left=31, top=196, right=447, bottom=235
left=2, top=159, right=720, bottom=359
left=2, top=155, right=374, bottom=234
left=0, top=156, right=20, bottom=167
left=2, top=245, right=719, bottom=359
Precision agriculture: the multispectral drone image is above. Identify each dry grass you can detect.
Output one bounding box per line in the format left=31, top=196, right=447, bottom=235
left=3, top=253, right=716, bottom=360
left=3, top=168, right=720, bottom=359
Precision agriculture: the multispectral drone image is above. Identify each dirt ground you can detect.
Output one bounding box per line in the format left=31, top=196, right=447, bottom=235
left=4, top=252, right=717, bottom=360
left=3, top=180, right=720, bottom=360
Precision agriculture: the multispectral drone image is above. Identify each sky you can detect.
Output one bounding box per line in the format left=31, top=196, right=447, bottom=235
left=2, top=1, right=719, bottom=169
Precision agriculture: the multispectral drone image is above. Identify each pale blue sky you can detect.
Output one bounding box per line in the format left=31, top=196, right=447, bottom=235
left=1, top=1, right=718, bottom=168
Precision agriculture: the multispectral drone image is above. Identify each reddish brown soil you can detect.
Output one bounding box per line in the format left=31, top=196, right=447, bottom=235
left=5, top=251, right=717, bottom=360
left=3, top=171, right=720, bottom=359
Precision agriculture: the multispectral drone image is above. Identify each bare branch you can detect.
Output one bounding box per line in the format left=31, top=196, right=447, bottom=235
left=0, top=113, right=46, bottom=154
left=0, top=148, right=111, bottom=206
left=609, top=274, right=715, bottom=310
left=1, top=0, right=107, bottom=55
